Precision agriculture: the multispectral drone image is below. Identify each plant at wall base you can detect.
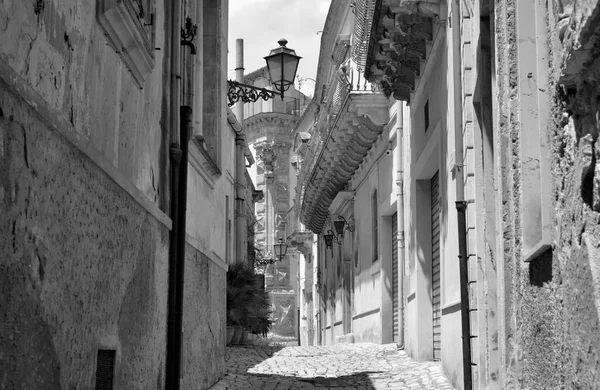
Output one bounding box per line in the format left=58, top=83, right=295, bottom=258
left=226, top=262, right=273, bottom=335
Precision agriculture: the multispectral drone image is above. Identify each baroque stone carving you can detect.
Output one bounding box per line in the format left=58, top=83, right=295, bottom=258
left=97, top=0, right=156, bottom=88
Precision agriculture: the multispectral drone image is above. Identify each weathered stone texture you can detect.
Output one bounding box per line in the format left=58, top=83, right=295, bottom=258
left=496, top=0, right=600, bottom=388
left=182, top=244, right=227, bottom=390
left=0, top=0, right=166, bottom=207
left=0, top=88, right=169, bottom=388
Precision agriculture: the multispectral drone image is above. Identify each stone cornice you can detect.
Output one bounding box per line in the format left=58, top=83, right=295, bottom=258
left=244, top=112, right=300, bottom=141
left=299, top=92, right=389, bottom=233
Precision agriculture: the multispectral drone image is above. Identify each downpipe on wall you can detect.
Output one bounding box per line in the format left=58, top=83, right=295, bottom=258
left=235, top=38, right=247, bottom=264
left=456, top=200, right=473, bottom=390
left=394, top=101, right=405, bottom=349
left=453, top=2, right=473, bottom=387
left=166, top=0, right=183, bottom=388
left=166, top=108, right=191, bottom=390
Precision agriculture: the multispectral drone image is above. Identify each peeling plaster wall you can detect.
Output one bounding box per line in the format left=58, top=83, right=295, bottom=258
left=495, top=0, right=600, bottom=388
left=0, top=89, right=169, bottom=389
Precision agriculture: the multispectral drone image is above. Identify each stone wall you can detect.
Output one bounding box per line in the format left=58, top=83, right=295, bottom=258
left=0, top=86, right=169, bottom=389
left=0, top=0, right=168, bottom=209
left=182, top=244, right=226, bottom=390
left=496, top=0, right=600, bottom=388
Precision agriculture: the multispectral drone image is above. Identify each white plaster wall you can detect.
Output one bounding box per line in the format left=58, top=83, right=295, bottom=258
left=351, top=171, right=383, bottom=343
left=403, top=30, right=462, bottom=372
left=186, top=135, right=236, bottom=265
left=186, top=0, right=236, bottom=266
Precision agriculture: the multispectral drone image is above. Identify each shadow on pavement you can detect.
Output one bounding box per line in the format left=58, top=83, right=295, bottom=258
left=223, top=372, right=381, bottom=389
left=225, top=345, right=285, bottom=374
left=223, top=346, right=382, bottom=389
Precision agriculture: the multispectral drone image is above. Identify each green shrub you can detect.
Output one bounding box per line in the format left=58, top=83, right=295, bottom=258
left=226, top=262, right=272, bottom=335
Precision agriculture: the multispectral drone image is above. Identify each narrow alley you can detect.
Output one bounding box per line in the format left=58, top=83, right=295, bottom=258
left=3, top=0, right=600, bottom=389
left=210, top=343, right=454, bottom=389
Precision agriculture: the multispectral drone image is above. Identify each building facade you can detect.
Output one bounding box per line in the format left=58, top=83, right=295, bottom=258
left=1, top=1, right=254, bottom=389
left=237, top=64, right=310, bottom=338
left=295, top=0, right=600, bottom=389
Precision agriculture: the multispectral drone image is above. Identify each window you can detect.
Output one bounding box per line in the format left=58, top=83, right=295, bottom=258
left=226, top=195, right=230, bottom=263
left=95, top=349, right=116, bottom=390
left=324, top=237, right=328, bottom=269
left=529, top=248, right=553, bottom=287
left=372, top=190, right=378, bottom=262
left=424, top=99, right=430, bottom=132
left=202, top=1, right=223, bottom=166
left=97, top=0, right=156, bottom=88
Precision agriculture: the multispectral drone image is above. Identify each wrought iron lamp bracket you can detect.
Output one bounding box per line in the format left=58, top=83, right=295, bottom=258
left=227, top=80, right=280, bottom=107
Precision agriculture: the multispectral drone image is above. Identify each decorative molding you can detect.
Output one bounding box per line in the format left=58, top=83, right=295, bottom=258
left=189, top=135, right=222, bottom=188
left=351, top=307, right=381, bottom=321
left=441, top=300, right=462, bottom=316
left=388, top=0, right=441, bottom=18
left=365, top=0, right=446, bottom=102
left=97, top=0, right=155, bottom=88
left=244, top=112, right=299, bottom=140
left=300, top=92, right=389, bottom=233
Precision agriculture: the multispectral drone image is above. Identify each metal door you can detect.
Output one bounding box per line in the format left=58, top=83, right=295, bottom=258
left=392, top=212, right=399, bottom=342
left=431, top=171, right=441, bottom=360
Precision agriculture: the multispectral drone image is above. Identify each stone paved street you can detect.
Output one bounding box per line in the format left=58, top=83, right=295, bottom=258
left=208, top=343, right=455, bottom=389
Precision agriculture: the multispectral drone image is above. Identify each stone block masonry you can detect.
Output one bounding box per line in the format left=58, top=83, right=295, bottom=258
left=182, top=243, right=227, bottom=389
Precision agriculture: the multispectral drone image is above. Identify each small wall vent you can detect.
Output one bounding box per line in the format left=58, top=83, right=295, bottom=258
left=529, top=247, right=553, bottom=287
left=95, top=349, right=116, bottom=390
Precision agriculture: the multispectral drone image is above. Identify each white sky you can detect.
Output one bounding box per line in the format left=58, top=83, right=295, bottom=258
left=228, top=0, right=330, bottom=97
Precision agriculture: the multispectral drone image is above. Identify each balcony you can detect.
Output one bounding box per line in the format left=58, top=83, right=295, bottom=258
left=286, top=204, right=312, bottom=255
left=365, top=0, right=442, bottom=102
left=299, top=69, right=389, bottom=233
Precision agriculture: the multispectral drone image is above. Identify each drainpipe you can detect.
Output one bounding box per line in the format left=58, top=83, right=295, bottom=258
left=453, top=2, right=473, bottom=387
left=394, top=101, right=405, bottom=349
left=166, top=0, right=183, bottom=388
left=456, top=200, right=473, bottom=390
left=175, top=106, right=191, bottom=387
left=235, top=38, right=248, bottom=264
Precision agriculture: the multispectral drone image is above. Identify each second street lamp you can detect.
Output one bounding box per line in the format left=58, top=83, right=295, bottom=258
left=273, top=237, right=288, bottom=262
left=227, top=39, right=301, bottom=106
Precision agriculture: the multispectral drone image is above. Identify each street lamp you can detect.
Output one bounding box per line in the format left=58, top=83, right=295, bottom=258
left=273, top=237, right=289, bottom=262
left=227, top=39, right=302, bottom=106
left=323, top=230, right=336, bottom=249
left=333, top=216, right=355, bottom=238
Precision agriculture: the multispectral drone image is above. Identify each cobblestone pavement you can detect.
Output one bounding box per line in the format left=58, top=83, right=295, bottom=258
left=208, top=343, right=455, bottom=389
